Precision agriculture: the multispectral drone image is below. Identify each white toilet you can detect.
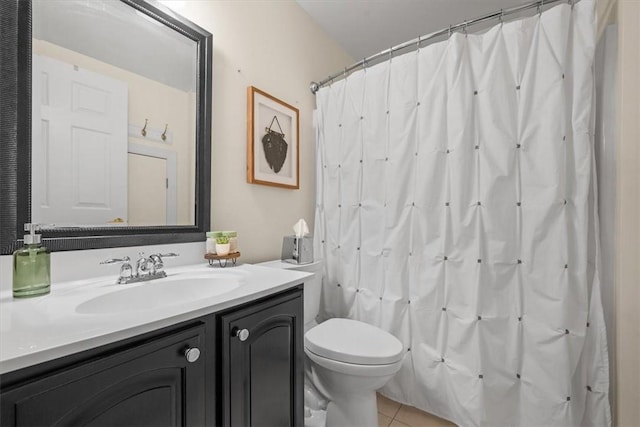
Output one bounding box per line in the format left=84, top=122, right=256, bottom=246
left=257, top=260, right=404, bottom=427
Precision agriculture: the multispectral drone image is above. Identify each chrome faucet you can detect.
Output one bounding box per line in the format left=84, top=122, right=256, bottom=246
left=100, top=256, right=133, bottom=284
left=135, top=252, right=153, bottom=277
left=148, top=252, right=179, bottom=276
left=101, top=252, right=179, bottom=284
left=149, top=254, right=164, bottom=274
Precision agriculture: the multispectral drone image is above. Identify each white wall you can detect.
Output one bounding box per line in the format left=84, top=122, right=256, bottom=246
left=615, top=2, right=640, bottom=425
left=0, top=1, right=352, bottom=289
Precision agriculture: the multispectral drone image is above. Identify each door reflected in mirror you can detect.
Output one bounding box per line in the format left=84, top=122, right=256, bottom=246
left=31, top=0, right=197, bottom=227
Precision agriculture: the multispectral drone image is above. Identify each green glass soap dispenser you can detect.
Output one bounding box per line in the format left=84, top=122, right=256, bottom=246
left=13, top=223, right=51, bottom=298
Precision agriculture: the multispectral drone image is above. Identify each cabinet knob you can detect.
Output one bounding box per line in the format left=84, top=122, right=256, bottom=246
left=184, top=347, right=201, bottom=363
left=233, top=328, right=250, bottom=342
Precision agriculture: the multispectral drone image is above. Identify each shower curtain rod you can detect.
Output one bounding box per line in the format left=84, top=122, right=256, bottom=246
left=309, top=0, right=577, bottom=94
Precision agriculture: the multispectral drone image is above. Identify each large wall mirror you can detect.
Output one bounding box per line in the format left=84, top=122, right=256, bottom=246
left=0, top=0, right=212, bottom=255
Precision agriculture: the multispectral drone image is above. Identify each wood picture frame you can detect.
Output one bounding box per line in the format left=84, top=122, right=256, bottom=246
left=247, top=86, right=299, bottom=189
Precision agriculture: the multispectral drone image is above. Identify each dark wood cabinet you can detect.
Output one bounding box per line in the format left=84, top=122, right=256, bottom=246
left=218, top=288, right=304, bottom=427
left=0, top=286, right=304, bottom=427
left=1, top=324, right=206, bottom=427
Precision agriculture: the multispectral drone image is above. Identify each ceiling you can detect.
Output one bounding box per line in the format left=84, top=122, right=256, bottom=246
left=33, top=0, right=197, bottom=92
left=296, top=0, right=536, bottom=60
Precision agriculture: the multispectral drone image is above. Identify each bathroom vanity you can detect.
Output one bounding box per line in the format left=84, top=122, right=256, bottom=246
left=0, top=265, right=307, bottom=426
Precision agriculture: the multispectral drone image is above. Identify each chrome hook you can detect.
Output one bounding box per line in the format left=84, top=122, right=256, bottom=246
left=141, top=118, right=148, bottom=137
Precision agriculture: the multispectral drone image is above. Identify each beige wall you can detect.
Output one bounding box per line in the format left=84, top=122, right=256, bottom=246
left=615, top=2, right=640, bottom=426
left=174, top=1, right=353, bottom=263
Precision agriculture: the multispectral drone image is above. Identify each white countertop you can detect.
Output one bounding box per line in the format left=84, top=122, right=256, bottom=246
left=0, top=263, right=311, bottom=375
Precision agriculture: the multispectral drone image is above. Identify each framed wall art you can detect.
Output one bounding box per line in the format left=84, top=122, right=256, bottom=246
left=247, top=86, right=299, bottom=189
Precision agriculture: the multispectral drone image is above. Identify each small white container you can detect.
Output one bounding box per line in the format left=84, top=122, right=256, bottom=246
left=206, top=231, right=222, bottom=254
left=222, top=231, right=238, bottom=253
left=216, top=243, right=230, bottom=256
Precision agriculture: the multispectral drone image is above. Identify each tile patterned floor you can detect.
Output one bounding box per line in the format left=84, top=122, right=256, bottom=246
left=377, top=394, right=457, bottom=427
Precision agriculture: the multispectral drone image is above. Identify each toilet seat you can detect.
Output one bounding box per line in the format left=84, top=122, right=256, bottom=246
left=304, top=318, right=403, bottom=365
left=305, top=347, right=404, bottom=376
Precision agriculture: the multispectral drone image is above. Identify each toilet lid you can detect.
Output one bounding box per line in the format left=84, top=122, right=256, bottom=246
left=304, top=318, right=404, bottom=365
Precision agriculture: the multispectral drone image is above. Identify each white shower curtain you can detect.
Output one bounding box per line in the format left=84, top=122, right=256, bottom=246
left=313, top=1, right=611, bottom=426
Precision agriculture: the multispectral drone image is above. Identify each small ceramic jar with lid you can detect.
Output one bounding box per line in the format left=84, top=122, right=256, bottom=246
left=222, top=231, right=238, bottom=253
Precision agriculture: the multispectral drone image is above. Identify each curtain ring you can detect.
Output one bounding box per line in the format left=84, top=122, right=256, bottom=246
left=463, top=21, right=468, bottom=37
left=344, top=67, right=348, bottom=79
left=388, top=47, right=393, bottom=62
left=448, top=25, right=452, bottom=38
left=416, top=35, right=421, bottom=51
left=499, top=9, right=504, bottom=25
left=362, top=58, right=367, bottom=72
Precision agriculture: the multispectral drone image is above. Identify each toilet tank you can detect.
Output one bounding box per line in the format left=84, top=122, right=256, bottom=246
left=256, top=260, right=323, bottom=329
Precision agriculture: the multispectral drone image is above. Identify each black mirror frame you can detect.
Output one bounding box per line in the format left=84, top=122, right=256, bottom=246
left=0, top=0, right=212, bottom=255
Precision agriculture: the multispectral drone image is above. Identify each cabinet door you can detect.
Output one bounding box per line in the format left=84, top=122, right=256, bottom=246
left=1, top=324, right=206, bottom=427
left=220, top=288, right=303, bottom=427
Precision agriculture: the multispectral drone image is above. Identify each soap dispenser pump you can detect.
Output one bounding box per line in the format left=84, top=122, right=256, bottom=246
left=13, top=223, right=51, bottom=298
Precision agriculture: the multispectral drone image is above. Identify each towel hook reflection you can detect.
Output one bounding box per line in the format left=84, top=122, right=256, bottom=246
left=161, top=124, right=168, bottom=141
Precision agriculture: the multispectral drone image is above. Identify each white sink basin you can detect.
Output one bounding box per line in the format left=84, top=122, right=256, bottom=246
left=76, top=274, right=244, bottom=314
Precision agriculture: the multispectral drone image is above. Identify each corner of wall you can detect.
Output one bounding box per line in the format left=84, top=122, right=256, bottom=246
left=615, top=1, right=640, bottom=425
